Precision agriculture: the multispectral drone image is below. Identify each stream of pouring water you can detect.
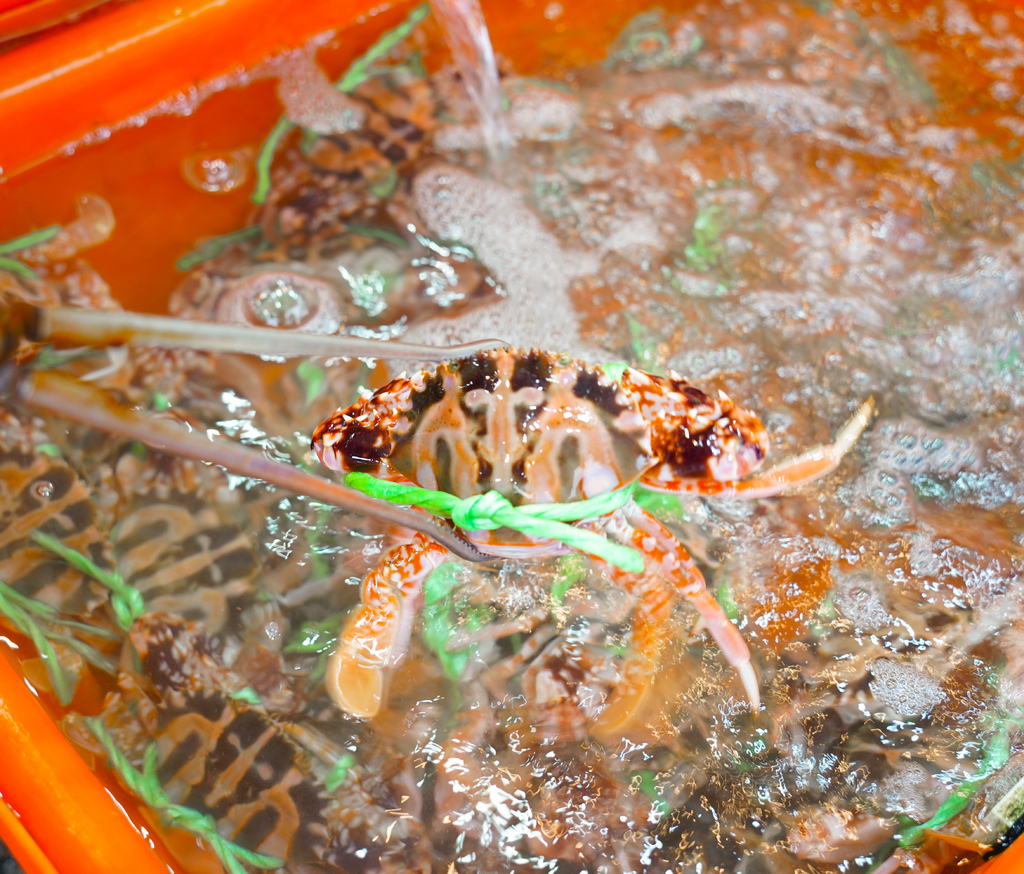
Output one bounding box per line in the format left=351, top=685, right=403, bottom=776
left=429, top=0, right=509, bottom=158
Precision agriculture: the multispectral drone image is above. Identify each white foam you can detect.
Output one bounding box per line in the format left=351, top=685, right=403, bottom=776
left=404, top=164, right=602, bottom=356
left=879, top=762, right=946, bottom=820
left=275, top=51, right=367, bottom=135
left=631, top=82, right=844, bottom=133
left=434, top=81, right=582, bottom=151
left=832, top=570, right=892, bottom=630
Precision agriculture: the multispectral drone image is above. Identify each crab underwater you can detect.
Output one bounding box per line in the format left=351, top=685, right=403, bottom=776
left=3, top=0, right=1024, bottom=872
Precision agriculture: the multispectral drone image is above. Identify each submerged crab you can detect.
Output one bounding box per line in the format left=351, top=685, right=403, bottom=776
left=313, top=348, right=873, bottom=722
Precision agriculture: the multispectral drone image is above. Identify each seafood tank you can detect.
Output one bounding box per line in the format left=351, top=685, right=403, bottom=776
left=3, top=0, right=1024, bottom=872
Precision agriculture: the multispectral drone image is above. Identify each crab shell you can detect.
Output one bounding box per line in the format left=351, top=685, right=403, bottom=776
left=312, top=348, right=768, bottom=545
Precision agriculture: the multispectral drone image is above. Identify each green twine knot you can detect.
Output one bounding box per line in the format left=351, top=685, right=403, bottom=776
left=449, top=490, right=512, bottom=531
left=343, top=472, right=644, bottom=573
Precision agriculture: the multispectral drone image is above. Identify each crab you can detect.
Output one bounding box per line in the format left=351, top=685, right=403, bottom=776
left=312, top=348, right=873, bottom=723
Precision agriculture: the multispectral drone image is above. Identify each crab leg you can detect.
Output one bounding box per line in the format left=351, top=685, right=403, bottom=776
left=599, top=503, right=759, bottom=716
left=2, top=300, right=507, bottom=362
left=324, top=535, right=449, bottom=719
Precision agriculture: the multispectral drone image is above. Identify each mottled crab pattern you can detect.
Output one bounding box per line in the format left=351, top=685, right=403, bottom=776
left=99, top=613, right=432, bottom=871
left=313, top=348, right=871, bottom=723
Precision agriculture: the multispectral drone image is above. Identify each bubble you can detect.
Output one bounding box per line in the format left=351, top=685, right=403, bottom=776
left=871, top=416, right=981, bottom=476
left=182, top=149, right=251, bottom=194
left=206, top=268, right=347, bottom=334
left=879, top=762, right=948, bottom=820
left=435, top=82, right=581, bottom=150
left=844, top=461, right=916, bottom=528
left=34, top=481, right=53, bottom=499
left=249, top=277, right=316, bottom=328
left=631, top=83, right=843, bottom=133
left=607, top=10, right=702, bottom=72
left=504, top=82, right=581, bottom=143
left=868, top=658, right=945, bottom=715
left=275, top=52, right=367, bottom=136
left=832, top=570, right=892, bottom=630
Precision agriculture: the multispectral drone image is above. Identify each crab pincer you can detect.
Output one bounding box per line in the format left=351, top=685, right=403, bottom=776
left=323, top=534, right=449, bottom=718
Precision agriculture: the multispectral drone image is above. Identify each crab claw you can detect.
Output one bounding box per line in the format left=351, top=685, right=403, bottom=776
left=325, top=597, right=395, bottom=718
left=689, top=588, right=761, bottom=711
left=325, top=642, right=385, bottom=719
left=713, top=398, right=875, bottom=499
left=323, top=535, right=448, bottom=720
left=736, top=658, right=761, bottom=712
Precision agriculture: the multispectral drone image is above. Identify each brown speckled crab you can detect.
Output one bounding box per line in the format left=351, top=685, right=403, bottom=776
left=313, top=348, right=873, bottom=724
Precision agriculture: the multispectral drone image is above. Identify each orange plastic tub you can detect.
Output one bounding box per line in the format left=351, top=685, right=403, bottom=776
left=0, top=0, right=385, bottom=177
left=1, top=0, right=1023, bottom=872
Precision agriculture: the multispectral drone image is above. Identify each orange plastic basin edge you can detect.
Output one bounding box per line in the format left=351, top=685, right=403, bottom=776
left=977, top=828, right=1024, bottom=874
left=0, top=0, right=392, bottom=178
left=0, top=0, right=114, bottom=46
left=0, top=790, right=56, bottom=874
left=0, top=647, right=167, bottom=873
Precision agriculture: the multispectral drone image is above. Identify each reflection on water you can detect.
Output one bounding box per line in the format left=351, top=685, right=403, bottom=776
left=3, top=0, right=1024, bottom=872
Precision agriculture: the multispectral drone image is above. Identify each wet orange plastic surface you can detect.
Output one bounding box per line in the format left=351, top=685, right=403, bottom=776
left=0, top=0, right=115, bottom=45
left=977, top=836, right=1024, bottom=874
left=0, top=0, right=384, bottom=177
left=0, top=647, right=166, bottom=874
left=0, top=792, right=56, bottom=874
left=2, top=0, right=1024, bottom=871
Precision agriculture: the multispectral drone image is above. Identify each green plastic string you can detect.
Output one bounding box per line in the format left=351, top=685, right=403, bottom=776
left=228, top=686, right=262, bottom=705
left=324, top=752, right=356, bottom=793
left=252, top=118, right=295, bottom=204
left=334, top=5, right=430, bottom=92
left=897, top=723, right=1012, bottom=848
left=0, top=578, right=76, bottom=704
left=0, top=256, right=37, bottom=279
left=0, top=225, right=62, bottom=255
left=632, top=769, right=671, bottom=819
left=421, top=562, right=479, bottom=683
left=85, top=719, right=285, bottom=873
left=600, top=361, right=629, bottom=384
left=550, top=553, right=587, bottom=614
left=0, top=225, right=63, bottom=279
left=252, top=3, right=431, bottom=204
left=30, top=530, right=144, bottom=632
left=176, top=225, right=261, bottom=271
left=0, top=546, right=120, bottom=707
left=343, top=472, right=644, bottom=573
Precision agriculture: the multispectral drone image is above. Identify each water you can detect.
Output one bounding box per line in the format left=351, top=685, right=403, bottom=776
left=428, top=0, right=509, bottom=159
left=4, top=0, right=1024, bottom=872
